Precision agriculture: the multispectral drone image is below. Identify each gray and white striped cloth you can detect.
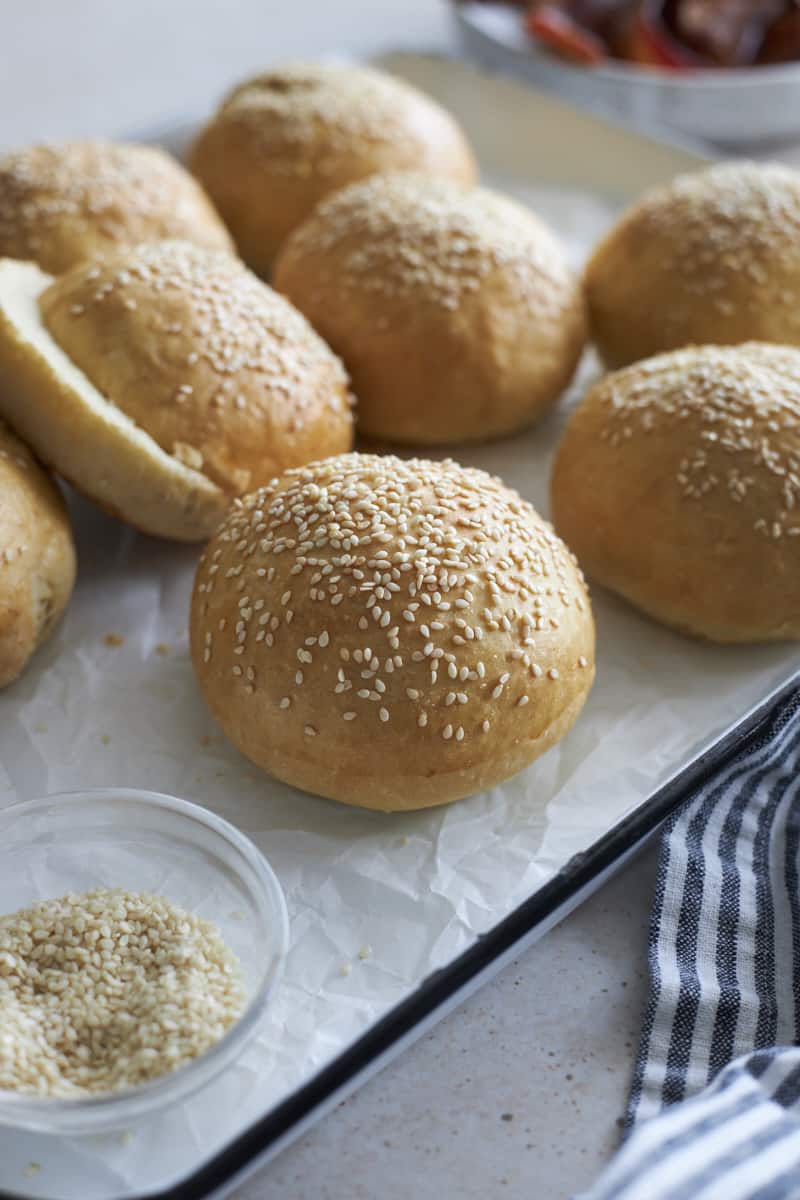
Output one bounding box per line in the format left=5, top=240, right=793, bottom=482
left=586, top=687, right=800, bottom=1200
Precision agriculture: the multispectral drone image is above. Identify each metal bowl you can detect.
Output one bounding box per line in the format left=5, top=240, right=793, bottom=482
left=454, top=2, right=800, bottom=150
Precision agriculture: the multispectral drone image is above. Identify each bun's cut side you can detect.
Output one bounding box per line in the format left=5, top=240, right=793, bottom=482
left=191, top=453, right=595, bottom=811
left=0, top=259, right=227, bottom=542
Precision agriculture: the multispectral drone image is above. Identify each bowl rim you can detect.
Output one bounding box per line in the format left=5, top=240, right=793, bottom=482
left=0, top=788, right=290, bottom=1129
left=456, top=0, right=800, bottom=90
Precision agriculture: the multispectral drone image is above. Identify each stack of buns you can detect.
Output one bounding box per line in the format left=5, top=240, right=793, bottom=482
left=3, top=60, right=797, bottom=809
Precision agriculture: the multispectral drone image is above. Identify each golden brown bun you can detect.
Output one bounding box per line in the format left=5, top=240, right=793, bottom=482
left=273, top=174, right=586, bottom=445
left=0, top=244, right=353, bottom=542
left=189, top=63, right=478, bottom=275
left=586, top=162, right=800, bottom=369
left=551, top=343, right=800, bottom=643
left=0, top=141, right=234, bottom=275
left=190, top=453, right=595, bottom=811
left=0, top=421, right=75, bottom=688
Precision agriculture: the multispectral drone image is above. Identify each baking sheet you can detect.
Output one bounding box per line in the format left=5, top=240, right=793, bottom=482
left=1, top=53, right=799, bottom=1200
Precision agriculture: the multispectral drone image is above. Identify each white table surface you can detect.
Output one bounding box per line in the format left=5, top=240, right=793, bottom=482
left=0, top=3, right=671, bottom=1196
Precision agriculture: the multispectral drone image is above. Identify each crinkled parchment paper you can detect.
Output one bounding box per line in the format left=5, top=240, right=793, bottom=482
left=1, top=126, right=798, bottom=1200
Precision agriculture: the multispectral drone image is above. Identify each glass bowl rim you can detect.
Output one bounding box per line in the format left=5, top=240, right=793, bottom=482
left=0, top=787, right=289, bottom=1130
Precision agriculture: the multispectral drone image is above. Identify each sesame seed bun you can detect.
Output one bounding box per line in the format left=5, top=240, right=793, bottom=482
left=0, top=141, right=234, bottom=275
left=190, top=453, right=595, bottom=811
left=189, top=63, right=477, bottom=276
left=273, top=174, right=586, bottom=446
left=586, top=162, right=800, bottom=369
left=0, top=243, right=354, bottom=542
left=550, top=344, right=800, bottom=643
left=0, top=420, right=75, bottom=688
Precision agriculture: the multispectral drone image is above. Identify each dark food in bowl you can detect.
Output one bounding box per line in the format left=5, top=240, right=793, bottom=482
left=475, top=0, right=800, bottom=67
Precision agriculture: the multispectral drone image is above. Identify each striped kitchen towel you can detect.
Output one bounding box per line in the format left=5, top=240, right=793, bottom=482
left=585, top=685, right=800, bottom=1200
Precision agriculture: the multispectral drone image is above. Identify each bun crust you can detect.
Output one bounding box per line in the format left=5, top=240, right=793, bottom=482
left=551, top=343, right=800, bottom=643
left=586, top=162, right=800, bottom=368
left=274, top=174, right=586, bottom=445
left=0, top=141, right=233, bottom=274
left=0, top=245, right=354, bottom=541
left=190, top=63, right=477, bottom=275
left=0, top=421, right=75, bottom=687
left=190, top=453, right=595, bottom=811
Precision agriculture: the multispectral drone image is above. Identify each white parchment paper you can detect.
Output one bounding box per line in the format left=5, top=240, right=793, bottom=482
left=1, top=60, right=799, bottom=1198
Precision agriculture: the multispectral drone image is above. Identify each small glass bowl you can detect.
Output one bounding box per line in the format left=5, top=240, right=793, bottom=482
left=0, top=789, right=289, bottom=1134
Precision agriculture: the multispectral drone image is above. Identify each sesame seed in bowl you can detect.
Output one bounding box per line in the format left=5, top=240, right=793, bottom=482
left=0, top=790, right=288, bottom=1134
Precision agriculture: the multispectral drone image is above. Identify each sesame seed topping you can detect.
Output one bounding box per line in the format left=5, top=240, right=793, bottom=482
left=281, top=171, right=575, bottom=321
left=0, top=140, right=234, bottom=275
left=193, top=454, right=590, bottom=756
left=583, top=343, right=800, bottom=545
left=39, top=238, right=353, bottom=494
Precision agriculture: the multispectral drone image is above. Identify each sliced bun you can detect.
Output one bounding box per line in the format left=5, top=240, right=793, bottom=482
left=551, top=343, right=800, bottom=642
left=586, top=162, right=800, bottom=368
left=274, top=173, right=586, bottom=445
left=0, top=420, right=75, bottom=687
left=0, top=141, right=234, bottom=274
left=190, top=453, right=595, bottom=811
left=189, top=63, right=477, bottom=275
left=0, top=244, right=354, bottom=541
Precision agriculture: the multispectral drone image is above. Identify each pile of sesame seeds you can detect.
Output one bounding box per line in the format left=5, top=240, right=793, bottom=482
left=43, top=240, right=351, bottom=485
left=633, top=162, right=800, bottom=316
left=0, top=142, right=219, bottom=263
left=194, top=454, right=591, bottom=747
left=596, top=345, right=800, bottom=542
left=0, top=888, right=246, bottom=1098
left=212, top=64, right=441, bottom=178
left=282, top=174, right=574, bottom=317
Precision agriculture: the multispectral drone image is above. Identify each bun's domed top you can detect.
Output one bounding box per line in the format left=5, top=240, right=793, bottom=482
left=189, top=63, right=477, bottom=274
left=551, top=343, right=800, bottom=642
left=191, top=453, right=594, bottom=810
left=0, top=141, right=233, bottom=274
left=281, top=172, right=574, bottom=318
left=40, top=240, right=353, bottom=497
left=586, top=162, right=800, bottom=368
left=274, top=174, right=586, bottom=444
left=216, top=63, right=475, bottom=179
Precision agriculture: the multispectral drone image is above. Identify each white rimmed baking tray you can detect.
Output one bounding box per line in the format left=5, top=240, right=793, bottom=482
left=0, top=51, right=797, bottom=1200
